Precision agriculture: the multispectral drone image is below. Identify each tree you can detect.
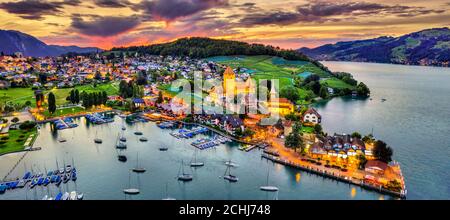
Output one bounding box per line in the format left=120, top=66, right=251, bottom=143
left=102, top=91, right=108, bottom=105
left=373, top=140, right=393, bottom=163
left=356, top=82, right=370, bottom=97
left=156, top=91, right=163, bottom=104
left=351, top=132, right=362, bottom=139
left=74, top=89, right=80, bottom=104
left=280, top=86, right=300, bottom=103
left=314, top=124, right=323, bottom=134
left=285, top=131, right=304, bottom=153
left=292, top=121, right=302, bottom=133
left=48, top=92, right=56, bottom=114
left=319, top=86, right=328, bottom=99
left=119, top=80, right=129, bottom=98
left=69, top=90, right=76, bottom=104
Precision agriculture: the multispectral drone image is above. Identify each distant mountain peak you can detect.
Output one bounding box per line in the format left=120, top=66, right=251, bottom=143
left=0, top=29, right=101, bottom=57
left=299, top=27, right=450, bottom=67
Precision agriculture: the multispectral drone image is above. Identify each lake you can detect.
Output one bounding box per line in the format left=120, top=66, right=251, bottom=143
left=317, top=62, right=450, bottom=199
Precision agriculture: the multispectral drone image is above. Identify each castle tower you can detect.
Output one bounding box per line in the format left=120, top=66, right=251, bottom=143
left=223, top=66, right=236, bottom=96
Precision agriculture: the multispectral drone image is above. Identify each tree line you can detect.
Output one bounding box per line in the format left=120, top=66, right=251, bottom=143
left=112, top=37, right=311, bottom=62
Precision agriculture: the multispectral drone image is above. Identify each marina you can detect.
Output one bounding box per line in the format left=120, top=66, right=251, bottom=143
left=0, top=116, right=405, bottom=200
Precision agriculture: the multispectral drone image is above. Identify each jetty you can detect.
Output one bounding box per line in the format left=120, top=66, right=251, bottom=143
left=261, top=153, right=407, bottom=199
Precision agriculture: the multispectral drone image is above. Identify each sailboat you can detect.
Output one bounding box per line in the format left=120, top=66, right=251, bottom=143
left=116, top=133, right=127, bottom=149
left=121, top=119, right=126, bottom=130
left=190, top=148, right=204, bottom=167
left=177, top=160, right=193, bottom=181
left=94, top=130, right=102, bottom=144
left=223, top=164, right=238, bottom=182
left=260, top=166, right=278, bottom=192
left=58, top=133, right=67, bottom=143
left=159, top=143, right=168, bottom=151
left=117, top=150, right=127, bottom=162
left=225, top=160, right=239, bottom=167
left=123, top=171, right=140, bottom=195
left=162, top=183, right=176, bottom=200
left=120, top=128, right=127, bottom=142
left=132, top=153, right=146, bottom=173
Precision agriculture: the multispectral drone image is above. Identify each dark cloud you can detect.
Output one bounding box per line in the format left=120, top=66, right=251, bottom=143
left=93, top=0, right=132, bottom=8
left=0, top=0, right=64, bottom=20
left=71, top=15, right=141, bottom=37
left=136, top=0, right=229, bottom=22
left=62, top=0, right=82, bottom=6
left=240, top=1, right=446, bottom=26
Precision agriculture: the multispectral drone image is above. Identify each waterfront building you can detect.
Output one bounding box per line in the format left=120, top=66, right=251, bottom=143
left=303, top=108, right=322, bottom=125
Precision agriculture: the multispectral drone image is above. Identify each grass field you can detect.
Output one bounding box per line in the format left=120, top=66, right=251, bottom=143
left=0, top=82, right=119, bottom=108
left=0, top=128, right=37, bottom=155
left=321, top=78, right=356, bottom=89
left=42, top=106, right=86, bottom=118
left=206, top=55, right=332, bottom=88
left=301, top=126, right=315, bottom=134
left=0, top=87, right=36, bottom=107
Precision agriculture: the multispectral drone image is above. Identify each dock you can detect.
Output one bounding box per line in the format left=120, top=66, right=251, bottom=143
left=261, top=153, right=407, bottom=199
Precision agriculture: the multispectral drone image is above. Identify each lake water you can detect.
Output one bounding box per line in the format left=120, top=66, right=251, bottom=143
left=0, top=117, right=387, bottom=200
left=317, top=62, right=450, bottom=199
left=0, top=61, right=448, bottom=200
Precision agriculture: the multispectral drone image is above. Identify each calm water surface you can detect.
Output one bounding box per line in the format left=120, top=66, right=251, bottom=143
left=317, top=62, right=450, bottom=199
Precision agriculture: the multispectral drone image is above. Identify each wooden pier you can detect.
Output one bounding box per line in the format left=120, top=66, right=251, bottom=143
left=261, top=153, right=407, bottom=199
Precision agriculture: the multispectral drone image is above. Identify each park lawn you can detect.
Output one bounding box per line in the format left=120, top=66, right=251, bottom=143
left=0, top=87, right=36, bottom=107
left=0, top=82, right=120, bottom=108
left=321, top=78, right=355, bottom=90
left=0, top=128, right=37, bottom=155
left=42, top=106, right=86, bottom=118
left=301, top=126, right=315, bottom=134
left=50, top=82, right=119, bottom=105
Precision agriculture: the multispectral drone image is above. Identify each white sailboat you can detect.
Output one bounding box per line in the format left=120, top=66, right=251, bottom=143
left=260, top=166, right=278, bottom=192
left=132, top=153, right=146, bottom=173
left=190, top=148, right=204, bottom=167
left=94, top=130, right=102, bottom=144
left=225, top=160, right=239, bottom=167
left=162, top=183, right=176, bottom=200
left=177, top=160, right=193, bottom=181
left=123, top=171, right=140, bottom=195
left=116, top=133, right=127, bottom=149
left=119, top=129, right=127, bottom=142
left=223, top=164, right=238, bottom=182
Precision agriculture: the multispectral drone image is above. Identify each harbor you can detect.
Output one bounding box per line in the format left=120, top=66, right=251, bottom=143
left=0, top=116, right=397, bottom=200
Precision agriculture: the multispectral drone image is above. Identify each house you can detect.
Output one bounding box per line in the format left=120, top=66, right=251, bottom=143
left=365, top=160, right=388, bottom=175
left=303, top=108, right=321, bottom=125
left=310, top=141, right=327, bottom=157
left=282, top=120, right=293, bottom=136
left=262, top=98, right=294, bottom=116
left=132, top=98, right=145, bottom=109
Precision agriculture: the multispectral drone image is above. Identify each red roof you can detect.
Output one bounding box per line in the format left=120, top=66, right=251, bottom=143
left=304, top=108, right=321, bottom=118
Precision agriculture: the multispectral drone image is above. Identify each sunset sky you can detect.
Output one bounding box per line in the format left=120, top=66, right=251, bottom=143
left=0, top=0, right=449, bottom=49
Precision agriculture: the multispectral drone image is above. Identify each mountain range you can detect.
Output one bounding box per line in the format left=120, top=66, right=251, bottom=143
left=0, top=30, right=100, bottom=57
left=299, top=28, right=450, bottom=67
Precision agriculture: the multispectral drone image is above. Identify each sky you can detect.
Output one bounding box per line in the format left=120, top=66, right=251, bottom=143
left=0, top=0, right=449, bottom=49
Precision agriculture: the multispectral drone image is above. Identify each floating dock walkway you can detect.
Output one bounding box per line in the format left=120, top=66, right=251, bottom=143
left=261, top=153, right=406, bottom=199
